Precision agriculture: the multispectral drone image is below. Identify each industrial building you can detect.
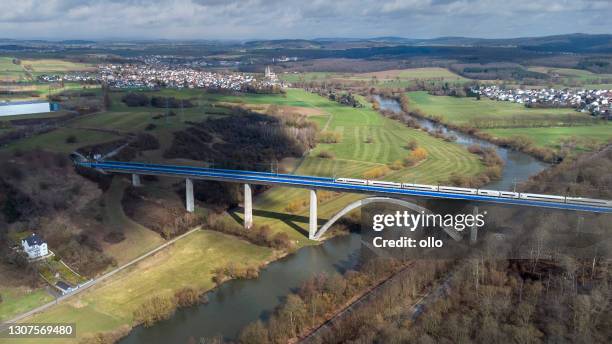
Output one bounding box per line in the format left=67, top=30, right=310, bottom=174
left=0, top=100, right=59, bottom=117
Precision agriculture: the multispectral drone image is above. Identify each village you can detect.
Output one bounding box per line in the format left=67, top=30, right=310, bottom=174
left=474, top=85, right=612, bottom=118
left=37, top=57, right=284, bottom=91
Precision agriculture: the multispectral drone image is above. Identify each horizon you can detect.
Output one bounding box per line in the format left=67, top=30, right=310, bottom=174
left=0, top=0, right=610, bottom=40
left=1, top=32, right=609, bottom=43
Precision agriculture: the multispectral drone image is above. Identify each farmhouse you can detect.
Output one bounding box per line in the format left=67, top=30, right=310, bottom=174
left=21, top=233, right=49, bottom=259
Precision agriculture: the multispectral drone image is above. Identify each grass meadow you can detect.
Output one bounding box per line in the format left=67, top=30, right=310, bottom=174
left=281, top=67, right=470, bottom=88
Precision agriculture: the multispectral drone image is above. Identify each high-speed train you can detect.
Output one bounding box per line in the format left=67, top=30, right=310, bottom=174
left=334, top=178, right=612, bottom=208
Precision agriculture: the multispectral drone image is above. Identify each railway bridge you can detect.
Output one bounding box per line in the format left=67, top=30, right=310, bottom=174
left=76, top=160, right=612, bottom=241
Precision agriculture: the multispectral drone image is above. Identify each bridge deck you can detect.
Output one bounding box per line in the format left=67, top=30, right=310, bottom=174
left=77, top=160, right=612, bottom=214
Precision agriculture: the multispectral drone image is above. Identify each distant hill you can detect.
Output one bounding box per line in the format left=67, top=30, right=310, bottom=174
left=310, top=34, right=612, bottom=53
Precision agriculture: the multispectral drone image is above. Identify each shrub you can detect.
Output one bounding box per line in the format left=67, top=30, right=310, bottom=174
left=133, top=296, right=177, bottom=327
left=103, top=231, right=126, bottom=244
left=318, top=131, right=343, bottom=143
left=405, top=139, right=418, bottom=150
left=65, top=135, right=77, bottom=144
left=388, top=160, right=404, bottom=170
left=317, top=150, right=335, bottom=159
left=174, top=287, right=201, bottom=307
left=363, top=166, right=390, bottom=179
left=121, top=93, right=149, bottom=107
left=403, top=147, right=428, bottom=167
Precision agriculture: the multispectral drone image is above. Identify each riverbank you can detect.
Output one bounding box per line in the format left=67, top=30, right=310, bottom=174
left=1, top=230, right=275, bottom=344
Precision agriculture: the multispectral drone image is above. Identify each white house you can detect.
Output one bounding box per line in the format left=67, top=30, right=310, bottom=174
left=21, top=233, right=48, bottom=259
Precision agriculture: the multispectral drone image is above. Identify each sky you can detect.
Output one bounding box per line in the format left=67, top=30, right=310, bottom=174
left=0, top=0, right=611, bottom=40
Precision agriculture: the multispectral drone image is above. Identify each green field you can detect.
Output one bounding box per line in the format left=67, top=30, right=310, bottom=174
left=281, top=68, right=470, bottom=88
left=3, top=127, right=121, bottom=153
left=101, top=178, right=166, bottom=265
left=528, top=67, right=612, bottom=87
left=0, top=287, right=54, bottom=323
left=0, top=57, right=94, bottom=82
left=0, top=82, right=97, bottom=102
left=5, top=230, right=273, bottom=344
left=407, top=91, right=612, bottom=153
left=484, top=125, right=612, bottom=152
left=407, top=91, right=580, bottom=126
left=0, top=57, right=28, bottom=81
left=21, top=58, right=95, bottom=75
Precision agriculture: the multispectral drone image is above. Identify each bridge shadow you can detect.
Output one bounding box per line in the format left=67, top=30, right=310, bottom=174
left=228, top=207, right=327, bottom=238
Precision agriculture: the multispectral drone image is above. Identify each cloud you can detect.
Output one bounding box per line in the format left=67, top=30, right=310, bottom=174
left=0, top=0, right=610, bottom=39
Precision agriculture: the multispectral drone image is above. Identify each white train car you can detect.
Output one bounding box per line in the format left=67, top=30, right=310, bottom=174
left=368, top=180, right=401, bottom=188
left=334, top=177, right=612, bottom=208
left=335, top=178, right=367, bottom=185
left=565, top=197, right=612, bottom=207
left=499, top=191, right=520, bottom=199
left=478, top=189, right=500, bottom=197
left=520, top=193, right=566, bottom=202
left=402, top=183, right=438, bottom=191
left=438, top=186, right=477, bottom=195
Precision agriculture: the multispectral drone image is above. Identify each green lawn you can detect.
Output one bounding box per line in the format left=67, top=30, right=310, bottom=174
left=407, top=91, right=581, bottom=127
left=528, top=67, right=612, bottom=85
left=0, top=287, right=54, bottom=322
left=3, top=127, right=121, bottom=153
left=0, top=57, right=27, bottom=81
left=280, top=68, right=470, bottom=89
left=0, top=82, right=98, bottom=102
left=100, top=178, right=165, bottom=266
left=0, top=111, right=69, bottom=123
left=407, top=91, right=612, bottom=153
left=6, top=230, right=273, bottom=344
left=484, top=125, right=612, bottom=152
left=0, top=56, right=94, bottom=83
left=21, top=59, right=95, bottom=74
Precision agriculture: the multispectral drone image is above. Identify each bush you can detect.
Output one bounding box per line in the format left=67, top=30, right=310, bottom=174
left=363, top=166, right=390, bottom=179
left=405, top=139, right=418, bottom=150
left=388, top=160, right=404, bottom=170
left=318, top=131, right=343, bottom=143
left=174, top=287, right=201, bottom=307
left=317, top=150, right=335, bottom=159
left=103, top=231, right=125, bottom=244
left=144, top=123, right=157, bottom=131
left=65, top=135, right=78, bottom=144
left=121, top=93, right=150, bottom=107
left=133, top=296, right=177, bottom=327
left=403, top=147, right=428, bottom=167
left=151, top=96, right=194, bottom=108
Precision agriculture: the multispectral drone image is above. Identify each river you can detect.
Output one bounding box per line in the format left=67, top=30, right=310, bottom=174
left=120, top=96, right=549, bottom=343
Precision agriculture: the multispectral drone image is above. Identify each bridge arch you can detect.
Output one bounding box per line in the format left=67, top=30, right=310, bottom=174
left=312, top=196, right=463, bottom=241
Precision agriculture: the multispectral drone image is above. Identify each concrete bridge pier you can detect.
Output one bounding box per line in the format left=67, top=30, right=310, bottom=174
left=244, top=184, right=253, bottom=229
left=470, top=206, right=479, bottom=244
left=186, top=178, right=194, bottom=213
left=132, top=174, right=141, bottom=187
left=309, top=189, right=317, bottom=240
